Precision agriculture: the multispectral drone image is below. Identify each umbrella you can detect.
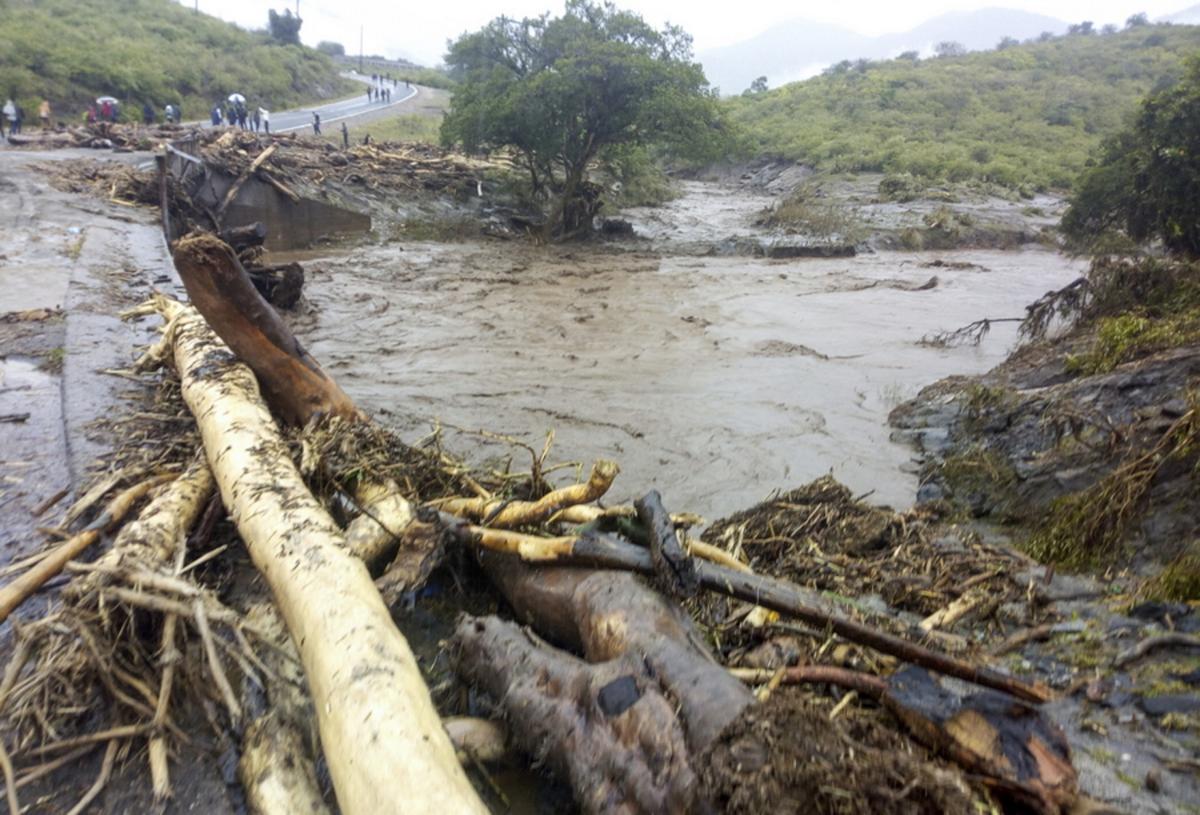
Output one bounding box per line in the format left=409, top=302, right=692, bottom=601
left=228, top=93, right=246, bottom=104
left=95, top=96, right=119, bottom=105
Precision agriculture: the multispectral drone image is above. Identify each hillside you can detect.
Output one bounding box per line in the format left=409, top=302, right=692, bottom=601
left=725, top=24, right=1200, bottom=189
left=0, top=0, right=355, bottom=123
left=701, top=7, right=1067, bottom=93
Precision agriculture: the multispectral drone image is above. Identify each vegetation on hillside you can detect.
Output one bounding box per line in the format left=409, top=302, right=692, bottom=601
left=0, top=0, right=355, bottom=122
left=441, top=0, right=731, bottom=237
left=1063, top=56, right=1200, bottom=255
left=726, top=24, right=1200, bottom=190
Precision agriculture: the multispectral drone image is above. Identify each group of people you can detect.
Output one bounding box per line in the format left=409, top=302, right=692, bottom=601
left=210, top=101, right=271, bottom=132
left=367, top=85, right=395, bottom=103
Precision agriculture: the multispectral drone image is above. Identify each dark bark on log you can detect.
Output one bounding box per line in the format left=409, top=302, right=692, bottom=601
left=470, top=528, right=1051, bottom=704
left=634, top=491, right=698, bottom=598
left=452, top=614, right=704, bottom=815
left=218, top=221, right=268, bottom=252
left=882, top=667, right=1077, bottom=814
left=478, top=551, right=754, bottom=754
left=247, top=263, right=304, bottom=310
left=171, top=232, right=358, bottom=425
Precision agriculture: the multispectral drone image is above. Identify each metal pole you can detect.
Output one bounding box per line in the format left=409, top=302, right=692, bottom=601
left=359, top=26, right=364, bottom=73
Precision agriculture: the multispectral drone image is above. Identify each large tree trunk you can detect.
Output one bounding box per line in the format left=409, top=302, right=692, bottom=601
left=154, top=295, right=486, bottom=815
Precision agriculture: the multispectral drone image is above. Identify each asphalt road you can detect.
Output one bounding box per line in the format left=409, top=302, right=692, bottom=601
left=210, top=73, right=418, bottom=133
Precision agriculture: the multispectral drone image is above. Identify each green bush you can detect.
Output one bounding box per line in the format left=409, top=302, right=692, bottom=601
left=724, top=25, right=1200, bottom=190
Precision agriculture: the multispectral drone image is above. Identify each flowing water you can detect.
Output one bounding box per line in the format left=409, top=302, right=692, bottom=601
left=290, top=186, right=1084, bottom=518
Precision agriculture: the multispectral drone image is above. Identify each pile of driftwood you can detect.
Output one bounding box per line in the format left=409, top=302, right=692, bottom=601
left=196, top=128, right=503, bottom=198
left=0, top=232, right=1084, bottom=814
left=7, top=122, right=188, bottom=151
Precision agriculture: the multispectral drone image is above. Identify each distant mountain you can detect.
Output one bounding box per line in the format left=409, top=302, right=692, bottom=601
left=1161, top=4, right=1200, bottom=24
left=699, top=7, right=1068, bottom=94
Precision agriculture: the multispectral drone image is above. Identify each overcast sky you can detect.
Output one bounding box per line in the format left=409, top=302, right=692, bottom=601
left=184, top=0, right=1189, bottom=66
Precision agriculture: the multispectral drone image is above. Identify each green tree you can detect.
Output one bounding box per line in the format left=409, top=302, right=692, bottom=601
left=745, top=76, right=769, bottom=95
left=317, top=41, right=345, bottom=56
left=441, top=0, right=730, bottom=237
left=268, top=9, right=302, bottom=45
left=1063, top=57, right=1200, bottom=256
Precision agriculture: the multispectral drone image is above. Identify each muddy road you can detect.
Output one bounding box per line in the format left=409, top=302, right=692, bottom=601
left=291, top=230, right=1082, bottom=518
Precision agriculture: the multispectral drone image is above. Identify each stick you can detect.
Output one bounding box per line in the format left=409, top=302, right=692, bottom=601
left=0, top=478, right=166, bottom=624
left=0, top=736, right=18, bottom=815
left=217, top=144, right=276, bottom=219
left=465, top=528, right=1051, bottom=703
left=64, top=739, right=118, bottom=815
left=635, top=490, right=698, bottom=597
left=1113, top=633, right=1200, bottom=668
left=193, top=598, right=241, bottom=724
left=27, top=725, right=148, bottom=757
left=728, top=665, right=888, bottom=697
left=31, top=487, right=69, bottom=517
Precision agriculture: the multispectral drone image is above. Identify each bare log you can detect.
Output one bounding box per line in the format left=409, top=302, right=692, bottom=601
left=154, top=295, right=485, bottom=814
left=171, top=233, right=358, bottom=425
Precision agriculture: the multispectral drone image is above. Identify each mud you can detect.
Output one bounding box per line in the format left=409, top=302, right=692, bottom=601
left=289, top=236, right=1081, bottom=518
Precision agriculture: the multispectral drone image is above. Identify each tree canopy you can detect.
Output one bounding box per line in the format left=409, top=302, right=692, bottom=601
left=441, top=0, right=729, bottom=236
left=1062, top=56, right=1200, bottom=256
left=268, top=9, right=302, bottom=46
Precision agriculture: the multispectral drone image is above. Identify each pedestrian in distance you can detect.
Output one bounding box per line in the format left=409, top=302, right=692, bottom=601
left=312, top=111, right=321, bottom=135
left=142, top=102, right=155, bottom=125
left=38, top=99, right=50, bottom=129
left=211, top=104, right=222, bottom=126
left=2, top=99, right=14, bottom=137
left=366, top=87, right=372, bottom=104
left=341, top=121, right=349, bottom=148
left=253, top=107, right=261, bottom=132
left=259, top=107, right=270, bottom=133
left=12, top=104, right=23, bottom=134
left=86, top=104, right=97, bottom=124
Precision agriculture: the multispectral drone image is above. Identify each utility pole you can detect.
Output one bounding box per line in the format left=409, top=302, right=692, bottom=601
left=359, top=26, right=364, bottom=73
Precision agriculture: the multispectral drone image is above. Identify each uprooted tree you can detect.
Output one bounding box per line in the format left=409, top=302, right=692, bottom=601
left=441, top=0, right=732, bottom=239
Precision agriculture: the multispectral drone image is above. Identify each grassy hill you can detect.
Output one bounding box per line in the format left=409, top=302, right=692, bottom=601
left=0, top=0, right=355, bottom=122
left=725, top=24, right=1200, bottom=190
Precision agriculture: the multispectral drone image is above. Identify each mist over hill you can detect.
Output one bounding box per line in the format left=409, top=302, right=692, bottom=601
left=700, top=7, right=1070, bottom=93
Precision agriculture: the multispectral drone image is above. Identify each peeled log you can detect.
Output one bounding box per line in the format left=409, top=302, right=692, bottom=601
left=155, top=295, right=485, bottom=815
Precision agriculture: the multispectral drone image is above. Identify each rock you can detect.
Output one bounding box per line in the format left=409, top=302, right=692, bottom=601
left=1137, top=694, right=1200, bottom=717
left=916, top=481, right=946, bottom=504
left=1128, top=601, right=1192, bottom=623
left=1145, top=768, right=1162, bottom=793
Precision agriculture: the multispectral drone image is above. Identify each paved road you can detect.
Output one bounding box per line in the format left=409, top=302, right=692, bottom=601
left=211, top=73, right=418, bottom=133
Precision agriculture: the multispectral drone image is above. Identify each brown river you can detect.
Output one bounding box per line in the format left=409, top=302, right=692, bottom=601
left=289, top=185, right=1083, bottom=519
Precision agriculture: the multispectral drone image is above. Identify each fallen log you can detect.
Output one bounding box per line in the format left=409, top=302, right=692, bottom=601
left=453, top=614, right=703, bottom=814
left=635, top=490, right=698, bottom=597
left=479, top=552, right=755, bottom=754
left=171, top=233, right=358, bottom=425
left=153, top=295, right=485, bottom=814
left=463, top=525, right=1051, bottom=703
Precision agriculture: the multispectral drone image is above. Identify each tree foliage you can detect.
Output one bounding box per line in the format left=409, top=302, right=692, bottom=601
left=268, top=9, right=302, bottom=46
left=441, top=0, right=729, bottom=236
left=1063, top=57, right=1200, bottom=256
left=317, top=40, right=345, bottom=57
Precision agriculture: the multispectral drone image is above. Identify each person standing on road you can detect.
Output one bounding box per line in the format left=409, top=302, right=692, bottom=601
left=312, top=111, right=321, bottom=135
left=38, top=99, right=51, bottom=129
left=252, top=107, right=261, bottom=132
left=142, top=102, right=155, bottom=125
left=4, top=98, right=16, bottom=136
left=210, top=104, right=222, bottom=126
left=259, top=107, right=270, bottom=133
left=366, top=87, right=372, bottom=104
left=341, top=121, right=349, bottom=148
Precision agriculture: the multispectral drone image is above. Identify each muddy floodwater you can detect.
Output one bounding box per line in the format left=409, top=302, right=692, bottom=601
left=292, top=238, right=1083, bottom=518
